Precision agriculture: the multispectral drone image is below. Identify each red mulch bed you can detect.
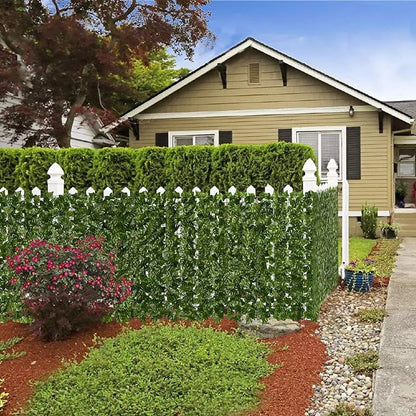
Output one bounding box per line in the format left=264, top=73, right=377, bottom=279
left=0, top=318, right=326, bottom=416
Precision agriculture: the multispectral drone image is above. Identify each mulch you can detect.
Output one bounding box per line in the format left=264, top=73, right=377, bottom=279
left=0, top=317, right=326, bottom=416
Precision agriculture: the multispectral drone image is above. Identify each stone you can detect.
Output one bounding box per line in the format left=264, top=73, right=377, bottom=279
left=238, top=316, right=301, bottom=339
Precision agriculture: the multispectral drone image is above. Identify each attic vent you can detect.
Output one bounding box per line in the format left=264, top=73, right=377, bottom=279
left=249, top=63, right=260, bottom=84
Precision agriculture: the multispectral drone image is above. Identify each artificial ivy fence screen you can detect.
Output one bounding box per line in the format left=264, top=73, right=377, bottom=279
left=0, top=187, right=338, bottom=323
left=0, top=142, right=315, bottom=194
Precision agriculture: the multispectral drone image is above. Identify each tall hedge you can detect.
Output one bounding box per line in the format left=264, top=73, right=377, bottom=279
left=56, top=148, right=95, bottom=192
left=13, top=148, right=57, bottom=192
left=91, top=148, right=137, bottom=193
left=133, top=147, right=168, bottom=192
left=0, top=149, right=23, bottom=190
left=0, top=142, right=316, bottom=193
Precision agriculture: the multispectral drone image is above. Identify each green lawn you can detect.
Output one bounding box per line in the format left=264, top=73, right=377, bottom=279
left=338, top=237, right=377, bottom=266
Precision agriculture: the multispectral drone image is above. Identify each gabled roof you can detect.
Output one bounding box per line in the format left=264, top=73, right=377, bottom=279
left=385, top=100, right=416, bottom=119
left=102, top=37, right=414, bottom=133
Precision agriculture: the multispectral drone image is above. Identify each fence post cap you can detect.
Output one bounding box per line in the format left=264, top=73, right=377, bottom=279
left=228, top=186, right=237, bottom=195
left=264, top=184, right=274, bottom=195
left=303, top=158, right=317, bottom=173
left=327, top=159, right=338, bottom=170
left=47, top=162, right=64, bottom=176
left=283, top=185, right=293, bottom=194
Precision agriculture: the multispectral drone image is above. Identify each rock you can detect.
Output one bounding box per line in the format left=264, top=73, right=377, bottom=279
left=238, top=316, right=301, bottom=339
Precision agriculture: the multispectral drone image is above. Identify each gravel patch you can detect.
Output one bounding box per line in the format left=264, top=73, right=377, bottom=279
left=305, top=284, right=388, bottom=415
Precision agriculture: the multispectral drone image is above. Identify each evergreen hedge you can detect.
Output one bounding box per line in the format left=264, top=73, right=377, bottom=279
left=0, top=187, right=338, bottom=322
left=0, top=142, right=316, bottom=193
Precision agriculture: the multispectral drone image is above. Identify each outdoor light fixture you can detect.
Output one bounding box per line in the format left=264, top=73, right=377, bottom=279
left=349, top=106, right=355, bottom=117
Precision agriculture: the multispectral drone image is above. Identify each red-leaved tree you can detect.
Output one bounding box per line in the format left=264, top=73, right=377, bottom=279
left=0, top=0, right=212, bottom=147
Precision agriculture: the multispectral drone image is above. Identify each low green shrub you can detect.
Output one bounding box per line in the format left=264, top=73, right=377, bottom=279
left=23, top=324, right=274, bottom=416
left=346, top=350, right=379, bottom=376
left=358, top=308, right=387, bottom=323
left=0, top=336, right=25, bottom=363
left=327, top=402, right=374, bottom=415
left=7, top=237, right=132, bottom=341
left=0, top=148, right=22, bottom=190
left=360, top=204, right=378, bottom=239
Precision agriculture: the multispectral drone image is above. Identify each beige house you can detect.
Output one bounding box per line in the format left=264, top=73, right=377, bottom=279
left=104, top=38, right=416, bottom=236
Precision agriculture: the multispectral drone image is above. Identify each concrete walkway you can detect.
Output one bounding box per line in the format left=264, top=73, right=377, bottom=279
left=373, top=238, right=416, bottom=416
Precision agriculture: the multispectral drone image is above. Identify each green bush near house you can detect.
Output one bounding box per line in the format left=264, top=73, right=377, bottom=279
left=0, top=148, right=23, bottom=190
left=0, top=142, right=315, bottom=193
left=360, top=203, right=378, bottom=239
left=13, top=148, right=57, bottom=192
left=56, top=148, right=95, bottom=192
left=22, top=324, right=274, bottom=416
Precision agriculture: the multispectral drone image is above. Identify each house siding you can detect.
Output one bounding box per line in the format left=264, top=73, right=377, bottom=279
left=143, top=49, right=364, bottom=114
left=130, top=47, right=394, bottom=215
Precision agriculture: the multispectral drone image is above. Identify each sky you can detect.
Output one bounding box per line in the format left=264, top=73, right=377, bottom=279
left=174, top=1, right=416, bottom=101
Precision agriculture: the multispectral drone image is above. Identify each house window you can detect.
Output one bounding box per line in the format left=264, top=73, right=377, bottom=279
left=398, top=148, right=416, bottom=177
left=294, top=127, right=343, bottom=180
left=168, top=131, right=219, bottom=147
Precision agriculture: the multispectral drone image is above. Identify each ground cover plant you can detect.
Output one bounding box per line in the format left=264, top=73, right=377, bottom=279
left=19, top=324, right=274, bottom=416
left=346, top=350, right=379, bottom=377
left=0, top=379, right=7, bottom=412
left=367, top=238, right=401, bottom=278
left=327, top=402, right=373, bottom=416
left=0, top=337, right=25, bottom=364
left=358, top=308, right=387, bottom=323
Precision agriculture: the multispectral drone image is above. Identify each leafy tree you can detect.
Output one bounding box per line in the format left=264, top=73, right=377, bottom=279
left=114, top=48, right=190, bottom=113
left=0, top=0, right=212, bottom=148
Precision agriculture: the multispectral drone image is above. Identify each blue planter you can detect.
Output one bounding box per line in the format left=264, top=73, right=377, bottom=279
left=344, top=270, right=374, bottom=292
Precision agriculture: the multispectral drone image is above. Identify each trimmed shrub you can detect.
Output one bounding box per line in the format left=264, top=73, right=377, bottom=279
left=13, top=148, right=57, bottom=192
left=361, top=203, right=378, bottom=239
left=91, top=148, right=136, bottom=193
left=24, top=324, right=274, bottom=416
left=56, top=148, right=95, bottom=192
left=165, top=145, right=213, bottom=191
left=210, top=142, right=316, bottom=192
left=0, top=148, right=23, bottom=190
left=7, top=237, right=132, bottom=341
left=133, top=146, right=168, bottom=192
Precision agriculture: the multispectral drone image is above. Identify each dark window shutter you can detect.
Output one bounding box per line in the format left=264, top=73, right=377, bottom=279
left=346, top=127, right=361, bottom=180
left=278, top=128, right=292, bottom=142
left=219, top=131, right=232, bottom=144
left=155, top=132, right=168, bottom=147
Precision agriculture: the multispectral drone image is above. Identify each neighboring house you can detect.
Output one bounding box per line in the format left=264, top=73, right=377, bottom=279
left=103, top=37, right=416, bottom=235
left=0, top=95, right=120, bottom=149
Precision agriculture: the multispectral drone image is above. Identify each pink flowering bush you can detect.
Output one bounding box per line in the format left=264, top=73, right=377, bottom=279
left=7, top=237, right=133, bottom=341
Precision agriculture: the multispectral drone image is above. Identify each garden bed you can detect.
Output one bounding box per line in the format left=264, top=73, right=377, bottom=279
left=0, top=318, right=326, bottom=416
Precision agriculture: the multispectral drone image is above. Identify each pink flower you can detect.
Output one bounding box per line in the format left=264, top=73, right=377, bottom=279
left=10, top=278, right=17, bottom=285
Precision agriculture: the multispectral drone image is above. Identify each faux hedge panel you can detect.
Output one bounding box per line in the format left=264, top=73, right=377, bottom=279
left=0, top=188, right=338, bottom=322
left=0, top=142, right=316, bottom=193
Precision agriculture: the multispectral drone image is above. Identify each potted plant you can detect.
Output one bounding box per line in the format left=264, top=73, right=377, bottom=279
left=395, top=182, right=407, bottom=208
left=344, top=258, right=376, bottom=292
left=380, top=222, right=400, bottom=239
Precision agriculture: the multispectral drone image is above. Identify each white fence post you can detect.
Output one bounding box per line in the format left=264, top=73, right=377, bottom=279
left=327, top=159, right=339, bottom=188
left=47, top=163, right=64, bottom=196
left=341, top=179, right=350, bottom=278
left=302, top=158, right=318, bottom=193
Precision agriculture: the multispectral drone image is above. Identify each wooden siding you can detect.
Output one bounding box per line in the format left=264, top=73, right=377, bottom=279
left=133, top=111, right=392, bottom=212
left=143, top=48, right=365, bottom=114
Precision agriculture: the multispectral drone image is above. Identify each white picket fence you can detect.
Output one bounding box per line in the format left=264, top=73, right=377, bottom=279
left=0, top=158, right=339, bottom=198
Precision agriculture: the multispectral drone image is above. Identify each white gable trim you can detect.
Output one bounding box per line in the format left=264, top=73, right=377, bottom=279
left=137, top=105, right=375, bottom=120
left=102, top=38, right=413, bottom=133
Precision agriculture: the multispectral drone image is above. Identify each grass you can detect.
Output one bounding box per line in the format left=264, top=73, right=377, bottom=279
left=21, top=324, right=275, bottom=416
left=338, top=237, right=377, bottom=267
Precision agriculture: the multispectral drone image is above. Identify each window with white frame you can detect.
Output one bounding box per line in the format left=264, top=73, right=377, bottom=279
left=398, top=148, right=416, bottom=177
left=168, top=131, right=219, bottom=147
left=294, top=128, right=343, bottom=180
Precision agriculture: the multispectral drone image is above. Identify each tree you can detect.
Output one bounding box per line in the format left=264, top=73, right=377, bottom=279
left=109, top=48, right=191, bottom=114
left=0, top=0, right=212, bottom=148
